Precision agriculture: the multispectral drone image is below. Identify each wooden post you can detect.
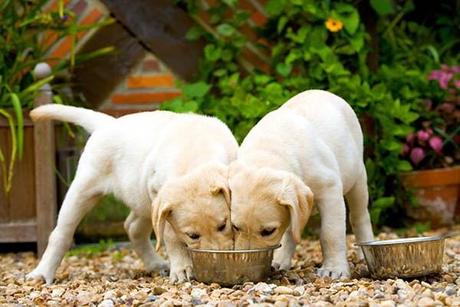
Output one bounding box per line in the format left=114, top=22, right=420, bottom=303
left=33, top=63, right=57, bottom=257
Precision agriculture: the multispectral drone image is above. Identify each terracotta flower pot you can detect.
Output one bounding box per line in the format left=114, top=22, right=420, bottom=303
left=401, top=166, right=460, bottom=227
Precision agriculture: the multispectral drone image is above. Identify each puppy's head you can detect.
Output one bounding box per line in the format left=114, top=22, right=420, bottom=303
left=229, top=162, right=313, bottom=249
left=152, top=162, right=233, bottom=251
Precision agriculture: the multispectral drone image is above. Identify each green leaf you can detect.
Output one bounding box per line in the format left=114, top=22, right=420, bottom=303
left=277, top=16, right=288, bottom=33
left=374, top=196, right=395, bottom=208
left=276, top=63, right=292, bottom=77
left=370, top=196, right=395, bottom=224
left=334, top=4, right=360, bottom=34
left=266, top=0, right=286, bottom=16
left=204, top=45, right=221, bottom=61
left=183, top=82, right=211, bottom=99
left=20, top=75, right=54, bottom=96
left=216, top=24, right=236, bottom=37
left=163, top=98, right=199, bottom=113
left=285, top=50, right=302, bottom=64
left=396, top=160, right=412, bottom=172
left=370, top=0, right=395, bottom=15
left=222, top=0, right=238, bottom=7
left=10, top=93, right=23, bottom=159
left=185, top=26, right=203, bottom=41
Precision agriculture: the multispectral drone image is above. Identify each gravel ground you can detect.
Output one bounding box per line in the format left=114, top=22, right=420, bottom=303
left=1, top=227, right=460, bottom=306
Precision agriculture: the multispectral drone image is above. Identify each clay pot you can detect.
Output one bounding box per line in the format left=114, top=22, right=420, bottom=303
left=401, top=166, right=460, bottom=227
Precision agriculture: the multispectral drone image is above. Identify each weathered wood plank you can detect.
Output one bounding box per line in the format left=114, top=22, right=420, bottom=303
left=0, top=221, right=37, bottom=242
left=73, top=22, right=146, bottom=108
left=33, top=64, right=57, bottom=257
left=101, top=0, right=204, bottom=81
left=0, top=117, right=36, bottom=223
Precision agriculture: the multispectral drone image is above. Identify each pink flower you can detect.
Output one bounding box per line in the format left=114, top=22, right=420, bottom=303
left=428, top=69, right=454, bottom=89
left=406, top=133, right=416, bottom=144
left=439, top=72, right=453, bottom=89
left=410, top=147, right=425, bottom=165
left=455, top=79, right=460, bottom=88
left=417, top=130, right=430, bottom=142
left=452, top=66, right=460, bottom=73
left=429, top=136, right=443, bottom=154
left=426, top=128, right=433, bottom=136
left=402, top=144, right=411, bottom=156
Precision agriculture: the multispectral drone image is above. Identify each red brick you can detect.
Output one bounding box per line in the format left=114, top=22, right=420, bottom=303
left=50, top=37, right=73, bottom=60
left=112, top=92, right=181, bottom=104
left=251, top=11, right=267, bottom=26
left=49, top=8, right=104, bottom=62
left=127, top=75, right=175, bottom=88
left=241, top=47, right=271, bottom=73
left=79, top=7, right=103, bottom=27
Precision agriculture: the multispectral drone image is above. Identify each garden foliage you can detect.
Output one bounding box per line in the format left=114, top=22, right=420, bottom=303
left=163, top=0, right=460, bottom=226
left=0, top=0, right=112, bottom=193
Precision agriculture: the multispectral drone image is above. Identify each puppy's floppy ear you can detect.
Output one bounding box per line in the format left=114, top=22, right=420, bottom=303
left=210, top=184, right=231, bottom=207
left=277, top=174, right=314, bottom=243
left=151, top=195, right=174, bottom=252
left=209, top=164, right=231, bottom=207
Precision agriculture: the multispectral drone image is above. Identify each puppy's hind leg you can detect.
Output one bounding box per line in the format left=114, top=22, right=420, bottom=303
left=26, top=168, right=103, bottom=284
left=345, top=168, right=374, bottom=259
left=124, top=212, right=169, bottom=274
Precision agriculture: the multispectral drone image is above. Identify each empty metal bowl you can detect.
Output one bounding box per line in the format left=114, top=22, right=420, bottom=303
left=356, top=235, right=447, bottom=279
left=188, top=245, right=280, bottom=286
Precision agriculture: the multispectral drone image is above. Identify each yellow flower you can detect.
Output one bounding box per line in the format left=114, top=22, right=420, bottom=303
left=325, top=18, right=343, bottom=32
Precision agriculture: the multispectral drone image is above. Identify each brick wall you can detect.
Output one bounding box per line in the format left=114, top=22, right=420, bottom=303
left=99, top=53, right=181, bottom=116
left=45, top=0, right=181, bottom=115
left=45, top=0, right=269, bottom=116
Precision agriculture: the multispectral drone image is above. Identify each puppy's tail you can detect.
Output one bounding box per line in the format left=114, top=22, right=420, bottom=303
left=30, top=104, right=115, bottom=133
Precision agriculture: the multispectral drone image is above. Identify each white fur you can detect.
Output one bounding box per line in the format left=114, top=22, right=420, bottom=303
left=232, top=90, right=374, bottom=278
left=26, top=105, right=238, bottom=284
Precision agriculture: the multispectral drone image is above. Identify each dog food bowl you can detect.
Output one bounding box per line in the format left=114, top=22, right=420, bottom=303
left=356, top=235, right=450, bottom=279
left=188, top=245, right=280, bottom=286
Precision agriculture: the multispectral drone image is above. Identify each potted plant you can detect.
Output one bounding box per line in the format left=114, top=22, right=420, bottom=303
left=0, top=0, right=111, bottom=252
left=400, top=65, right=460, bottom=227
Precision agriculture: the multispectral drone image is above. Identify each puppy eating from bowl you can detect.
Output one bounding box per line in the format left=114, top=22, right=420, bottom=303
left=26, top=105, right=238, bottom=283
left=229, top=89, right=374, bottom=278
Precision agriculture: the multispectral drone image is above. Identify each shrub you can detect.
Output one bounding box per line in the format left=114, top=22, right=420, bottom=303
left=163, top=0, right=459, bottom=227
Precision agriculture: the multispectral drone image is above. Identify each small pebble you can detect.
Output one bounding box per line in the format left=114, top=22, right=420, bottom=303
left=98, top=299, right=114, bottom=307
left=274, top=286, right=294, bottom=295
left=1, top=228, right=459, bottom=306
left=418, top=296, right=435, bottom=307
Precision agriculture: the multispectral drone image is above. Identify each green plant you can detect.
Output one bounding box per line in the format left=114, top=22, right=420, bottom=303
left=0, top=0, right=113, bottom=193
left=65, top=239, right=114, bottom=257
left=163, top=0, right=458, bottom=227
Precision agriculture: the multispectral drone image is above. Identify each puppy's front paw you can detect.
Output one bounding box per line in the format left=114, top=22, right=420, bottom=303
left=316, top=263, right=350, bottom=279
left=169, top=264, right=193, bottom=283
left=355, top=248, right=365, bottom=261
left=26, top=267, right=54, bottom=285
left=271, top=259, right=291, bottom=271
left=145, top=258, right=170, bottom=274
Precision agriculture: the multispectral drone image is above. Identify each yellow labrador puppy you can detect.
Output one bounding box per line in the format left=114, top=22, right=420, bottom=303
left=26, top=105, right=237, bottom=284
left=229, top=90, right=374, bottom=278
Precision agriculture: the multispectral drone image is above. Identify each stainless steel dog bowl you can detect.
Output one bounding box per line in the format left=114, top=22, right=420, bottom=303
left=188, top=245, right=280, bottom=286
left=356, top=236, right=447, bottom=279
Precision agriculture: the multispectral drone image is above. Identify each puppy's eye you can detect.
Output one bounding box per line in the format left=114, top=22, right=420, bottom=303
left=187, top=232, right=201, bottom=240
left=260, top=227, right=276, bottom=237
left=217, top=221, right=227, bottom=232
left=232, top=224, right=240, bottom=232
